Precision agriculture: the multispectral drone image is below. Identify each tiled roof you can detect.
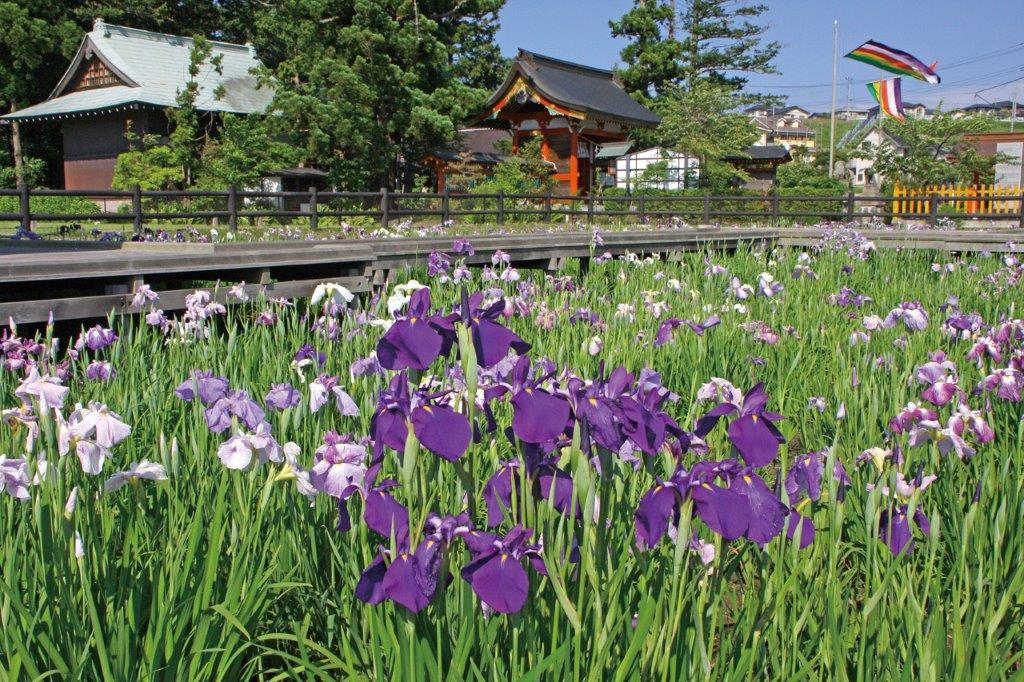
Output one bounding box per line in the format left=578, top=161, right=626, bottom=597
left=480, top=49, right=661, bottom=128
left=4, top=20, right=273, bottom=121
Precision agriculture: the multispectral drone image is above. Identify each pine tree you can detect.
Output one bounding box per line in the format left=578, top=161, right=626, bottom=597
left=611, top=0, right=779, bottom=99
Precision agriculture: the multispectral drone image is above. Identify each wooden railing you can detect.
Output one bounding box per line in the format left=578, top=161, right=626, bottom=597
left=2, top=184, right=1023, bottom=238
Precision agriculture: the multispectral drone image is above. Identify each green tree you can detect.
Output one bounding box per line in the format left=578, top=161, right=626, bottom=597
left=251, top=0, right=505, bottom=191
left=655, top=80, right=758, bottom=188
left=0, top=2, right=80, bottom=185
left=776, top=161, right=846, bottom=192
left=444, top=2, right=508, bottom=92
left=611, top=0, right=779, bottom=100
left=475, top=136, right=553, bottom=194
left=859, top=110, right=1001, bottom=186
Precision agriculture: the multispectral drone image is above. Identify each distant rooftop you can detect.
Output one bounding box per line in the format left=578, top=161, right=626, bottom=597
left=4, top=19, right=273, bottom=121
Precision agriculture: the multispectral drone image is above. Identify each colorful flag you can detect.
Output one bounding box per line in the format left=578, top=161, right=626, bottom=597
left=846, top=40, right=940, bottom=84
left=866, top=78, right=906, bottom=120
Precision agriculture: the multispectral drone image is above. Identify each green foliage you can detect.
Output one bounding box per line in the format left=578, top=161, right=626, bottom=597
left=112, top=133, right=182, bottom=191
left=655, top=80, right=758, bottom=188
left=194, top=115, right=301, bottom=189
left=0, top=156, right=45, bottom=188
left=3, top=248, right=1022, bottom=677
left=858, top=110, right=1002, bottom=186
left=252, top=0, right=506, bottom=190
left=473, top=137, right=554, bottom=196
left=0, top=193, right=100, bottom=216
left=611, top=0, right=779, bottom=100
left=776, top=161, right=846, bottom=193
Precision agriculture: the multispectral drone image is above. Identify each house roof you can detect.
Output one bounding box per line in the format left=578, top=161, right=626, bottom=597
left=595, top=141, right=635, bottom=159
left=4, top=19, right=273, bottom=121
left=477, top=49, right=660, bottom=128
left=724, top=145, right=792, bottom=162
left=429, top=128, right=510, bottom=165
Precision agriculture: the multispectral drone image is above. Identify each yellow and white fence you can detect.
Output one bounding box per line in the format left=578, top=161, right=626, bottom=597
left=892, top=183, right=1024, bottom=217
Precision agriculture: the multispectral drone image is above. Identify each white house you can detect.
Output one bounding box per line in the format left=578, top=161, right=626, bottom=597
left=612, top=147, right=700, bottom=191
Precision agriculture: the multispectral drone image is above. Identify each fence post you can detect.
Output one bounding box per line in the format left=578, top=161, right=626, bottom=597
left=587, top=192, right=595, bottom=225
left=380, top=187, right=390, bottom=228
left=544, top=191, right=552, bottom=222
left=702, top=193, right=711, bottom=223
left=496, top=189, right=505, bottom=225
left=638, top=194, right=646, bottom=224
left=1018, top=192, right=1024, bottom=230
left=132, top=184, right=143, bottom=235
left=770, top=192, right=780, bottom=226
left=929, top=192, right=939, bottom=227
left=227, top=185, right=238, bottom=232
left=19, top=182, right=30, bottom=234
left=308, top=185, right=318, bottom=231
left=441, top=187, right=450, bottom=224
left=846, top=191, right=855, bottom=223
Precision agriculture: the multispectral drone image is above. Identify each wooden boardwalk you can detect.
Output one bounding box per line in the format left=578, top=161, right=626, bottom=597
left=0, top=226, right=1018, bottom=324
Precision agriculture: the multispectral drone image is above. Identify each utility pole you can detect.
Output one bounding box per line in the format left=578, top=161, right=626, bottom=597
left=845, top=77, right=852, bottom=119
left=828, top=20, right=839, bottom=178
left=1012, top=83, right=1018, bottom=133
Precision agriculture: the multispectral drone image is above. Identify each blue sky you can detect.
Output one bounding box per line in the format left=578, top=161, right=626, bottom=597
left=496, top=0, right=1024, bottom=110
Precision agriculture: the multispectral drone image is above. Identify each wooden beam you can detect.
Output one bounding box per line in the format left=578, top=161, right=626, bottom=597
left=569, top=127, right=580, bottom=195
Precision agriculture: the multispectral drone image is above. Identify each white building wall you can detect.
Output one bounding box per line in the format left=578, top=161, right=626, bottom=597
left=614, top=147, right=700, bottom=190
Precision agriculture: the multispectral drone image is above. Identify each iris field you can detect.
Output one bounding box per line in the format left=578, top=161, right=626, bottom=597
left=1, top=226, right=1022, bottom=679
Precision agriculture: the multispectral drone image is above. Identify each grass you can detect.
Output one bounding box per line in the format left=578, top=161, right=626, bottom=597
left=1, top=238, right=1022, bottom=679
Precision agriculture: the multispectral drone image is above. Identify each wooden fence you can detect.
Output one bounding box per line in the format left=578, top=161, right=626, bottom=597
left=3, top=184, right=1023, bottom=237
left=893, top=183, right=1024, bottom=217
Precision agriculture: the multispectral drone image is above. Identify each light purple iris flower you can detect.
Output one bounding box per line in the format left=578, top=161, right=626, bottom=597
left=265, top=383, right=301, bottom=411
left=0, top=456, right=31, bottom=500
left=310, top=432, right=367, bottom=498
left=310, top=374, right=359, bottom=416
left=883, top=301, right=929, bottom=332
left=86, top=360, right=116, bottom=382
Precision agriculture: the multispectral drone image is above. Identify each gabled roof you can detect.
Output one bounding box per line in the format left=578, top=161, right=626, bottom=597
left=4, top=20, right=273, bottom=121
left=478, top=49, right=660, bottom=128
left=725, top=145, right=792, bottom=161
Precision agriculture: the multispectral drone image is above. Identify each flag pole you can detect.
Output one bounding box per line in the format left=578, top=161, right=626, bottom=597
left=828, top=20, right=839, bottom=178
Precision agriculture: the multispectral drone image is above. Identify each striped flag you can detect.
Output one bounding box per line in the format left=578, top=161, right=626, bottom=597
left=866, top=78, right=905, bottom=120
left=846, top=39, right=940, bottom=84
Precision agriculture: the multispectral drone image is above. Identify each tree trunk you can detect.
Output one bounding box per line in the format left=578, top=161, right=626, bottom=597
left=9, top=103, right=24, bottom=188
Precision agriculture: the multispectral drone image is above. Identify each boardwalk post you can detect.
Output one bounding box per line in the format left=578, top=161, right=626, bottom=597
left=19, top=182, right=30, bottom=233
left=227, top=185, right=238, bottom=232
left=309, top=186, right=318, bottom=231
left=587, top=192, right=595, bottom=224
left=497, top=189, right=505, bottom=225
left=846, top=191, right=855, bottom=223
left=544, top=191, right=552, bottom=222
left=380, top=187, right=390, bottom=228
left=441, top=187, right=450, bottom=224
left=1019, top=193, right=1024, bottom=230
left=929, top=192, right=939, bottom=227
left=638, top=194, right=646, bottom=223
left=131, top=185, right=143, bottom=235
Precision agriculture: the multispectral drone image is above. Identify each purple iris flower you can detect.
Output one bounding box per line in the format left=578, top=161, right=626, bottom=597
left=86, top=360, right=116, bottom=382
left=567, top=365, right=635, bottom=452
left=294, top=344, right=326, bottom=367
left=78, top=325, right=118, bottom=351
left=265, top=383, right=301, bottom=411
left=427, top=250, right=451, bottom=278
left=310, top=432, right=367, bottom=498
left=784, top=449, right=851, bottom=548
left=204, top=390, right=266, bottom=434
left=694, top=383, right=785, bottom=467
left=357, top=510, right=472, bottom=612
left=369, top=372, right=471, bottom=463
left=654, top=316, right=720, bottom=346
left=460, top=525, right=545, bottom=614
left=482, top=437, right=576, bottom=527
left=452, top=238, right=475, bottom=256
left=635, top=460, right=751, bottom=548
left=508, top=357, right=571, bottom=444
left=174, top=370, right=230, bottom=404
left=879, top=504, right=931, bottom=556
left=376, top=289, right=454, bottom=371
left=616, top=382, right=686, bottom=457
left=460, top=291, right=531, bottom=368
